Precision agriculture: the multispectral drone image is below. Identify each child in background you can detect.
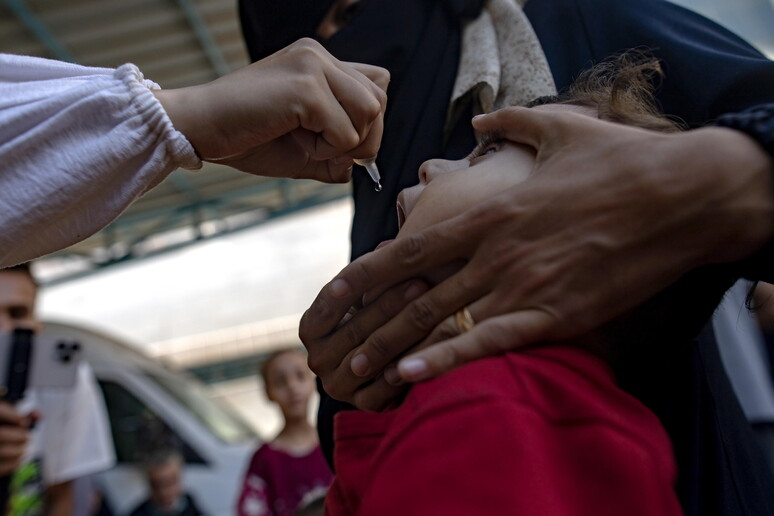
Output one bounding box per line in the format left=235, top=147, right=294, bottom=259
left=129, top=449, right=204, bottom=516
left=236, top=349, right=332, bottom=516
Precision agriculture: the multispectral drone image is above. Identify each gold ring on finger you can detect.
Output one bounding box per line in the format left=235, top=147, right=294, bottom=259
left=454, top=306, right=475, bottom=333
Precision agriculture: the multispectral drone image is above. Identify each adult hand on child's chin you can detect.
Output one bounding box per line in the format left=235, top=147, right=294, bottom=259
left=300, top=106, right=774, bottom=409
left=300, top=276, right=430, bottom=411
left=154, top=38, right=388, bottom=183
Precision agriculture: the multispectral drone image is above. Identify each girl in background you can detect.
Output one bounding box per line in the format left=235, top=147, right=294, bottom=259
left=236, top=350, right=332, bottom=516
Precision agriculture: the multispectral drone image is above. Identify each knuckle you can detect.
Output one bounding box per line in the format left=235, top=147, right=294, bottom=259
left=306, top=352, right=325, bottom=376
left=362, top=95, right=382, bottom=121
left=292, top=38, right=326, bottom=62
left=488, top=253, right=514, bottom=276
left=295, top=37, right=322, bottom=50
left=321, top=376, right=350, bottom=402
left=291, top=82, right=326, bottom=123
left=459, top=266, right=487, bottom=293
left=376, top=284, right=410, bottom=318
left=396, top=234, right=427, bottom=267
left=366, top=331, right=391, bottom=360
left=477, top=325, right=508, bottom=355
left=512, top=262, right=554, bottom=297
left=375, top=295, right=397, bottom=319
left=370, top=67, right=390, bottom=87
left=346, top=260, right=374, bottom=289
left=487, top=195, right=521, bottom=224
left=296, top=74, right=322, bottom=95
left=343, top=129, right=361, bottom=150
left=440, top=343, right=463, bottom=371
left=487, top=240, right=519, bottom=269
left=298, top=310, right=314, bottom=343
left=375, top=83, right=388, bottom=106
left=291, top=48, right=321, bottom=74
left=340, top=320, right=364, bottom=349
left=309, top=296, right=334, bottom=325
left=408, top=297, right=438, bottom=332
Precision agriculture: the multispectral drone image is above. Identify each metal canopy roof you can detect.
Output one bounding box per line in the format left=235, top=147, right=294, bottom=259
left=0, top=0, right=349, bottom=284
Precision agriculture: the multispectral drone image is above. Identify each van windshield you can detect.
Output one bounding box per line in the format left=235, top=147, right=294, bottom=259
left=146, top=372, right=256, bottom=443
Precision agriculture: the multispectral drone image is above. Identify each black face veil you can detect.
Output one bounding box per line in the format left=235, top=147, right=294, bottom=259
left=240, top=0, right=484, bottom=259
left=239, top=1, right=336, bottom=61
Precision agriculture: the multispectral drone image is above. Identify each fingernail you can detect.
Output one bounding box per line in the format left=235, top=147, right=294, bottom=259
left=384, top=365, right=403, bottom=385
left=399, top=358, right=428, bottom=381
left=330, top=279, right=350, bottom=298
left=472, top=114, right=485, bottom=122
left=351, top=354, right=370, bottom=376
left=404, top=283, right=424, bottom=301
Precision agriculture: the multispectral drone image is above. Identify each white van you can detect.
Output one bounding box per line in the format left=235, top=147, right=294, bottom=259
left=40, top=322, right=259, bottom=516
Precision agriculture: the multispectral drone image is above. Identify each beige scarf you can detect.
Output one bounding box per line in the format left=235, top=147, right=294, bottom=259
left=446, top=0, right=556, bottom=134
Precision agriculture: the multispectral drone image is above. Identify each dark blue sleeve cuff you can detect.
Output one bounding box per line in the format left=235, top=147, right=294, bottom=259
left=715, top=104, right=774, bottom=281
left=715, top=104, right=774, bottom=157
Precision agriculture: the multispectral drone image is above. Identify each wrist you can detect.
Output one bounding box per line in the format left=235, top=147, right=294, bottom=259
left=152, top=87, right=206, bottom=158
left=686, top=127, right=774, bottom=265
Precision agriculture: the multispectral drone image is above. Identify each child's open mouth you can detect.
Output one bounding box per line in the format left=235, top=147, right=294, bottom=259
left=396, top=187, right=418, bottom=230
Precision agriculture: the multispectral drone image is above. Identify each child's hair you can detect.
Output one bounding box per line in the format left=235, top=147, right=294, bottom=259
left=527, top=50, right=684, bottom=134
left=140, top=447, right=184, bottom=475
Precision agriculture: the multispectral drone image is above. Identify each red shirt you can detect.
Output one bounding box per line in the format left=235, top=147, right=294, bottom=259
left=236, top=442, right=332, bottom=516
left=327, top=346, right=683, bottom=516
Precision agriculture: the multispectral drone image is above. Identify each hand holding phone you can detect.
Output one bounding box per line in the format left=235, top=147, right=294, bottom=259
left=0, top=402, right=29, bottom=476
left=0, top=330, right=82, bottom=398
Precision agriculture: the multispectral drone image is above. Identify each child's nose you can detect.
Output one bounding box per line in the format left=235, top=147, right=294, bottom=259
left=418, top=158, right=462, bottom=184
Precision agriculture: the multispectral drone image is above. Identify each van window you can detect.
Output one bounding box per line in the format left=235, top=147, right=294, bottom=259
left=145, top=372, right=255, bottom=444
left=98, top=380, right=204, bottom=464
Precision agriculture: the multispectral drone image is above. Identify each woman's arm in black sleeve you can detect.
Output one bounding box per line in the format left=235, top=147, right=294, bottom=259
left=526, top=0, right=774, bottom=125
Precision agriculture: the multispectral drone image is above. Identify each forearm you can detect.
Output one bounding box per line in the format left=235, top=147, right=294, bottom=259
left=678, top=128, right=774, bottom=266
left=0, top=54, right=200, bottom=267
left=44, top=481, right=73, bottom=516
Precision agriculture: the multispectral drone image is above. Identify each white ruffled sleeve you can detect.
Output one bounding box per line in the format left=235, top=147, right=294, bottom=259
left=0, top=53, right=202, bottom=267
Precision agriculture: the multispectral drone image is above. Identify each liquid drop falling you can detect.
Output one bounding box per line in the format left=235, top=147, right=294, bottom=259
left=374, top=182, right=382, bottom=192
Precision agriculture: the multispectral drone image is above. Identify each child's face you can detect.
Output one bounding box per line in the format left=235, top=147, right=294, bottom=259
left=265, top=351, right=316, bottom=419
left=396, top=140, right=534, bottom=237
left=395, top=104, right=592, bottom=284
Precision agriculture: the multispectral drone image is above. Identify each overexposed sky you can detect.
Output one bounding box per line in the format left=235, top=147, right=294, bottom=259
left=39, top=200, right=354, bottom=348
